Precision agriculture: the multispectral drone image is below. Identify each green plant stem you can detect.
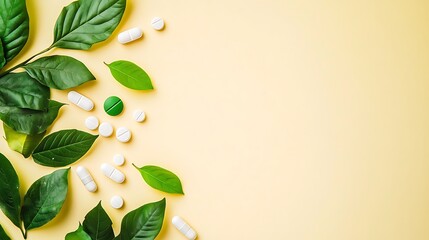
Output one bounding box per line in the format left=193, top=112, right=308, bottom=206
left=0, top=47, right=52, bottom=78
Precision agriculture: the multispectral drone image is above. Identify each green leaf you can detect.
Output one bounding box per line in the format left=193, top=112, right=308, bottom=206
left=0, top=100, right=64, bottom=135
left=52, top=0, right=126, bottom=50
left=0, top=72, right=50, bottom=110
left=133, top=165, right=184, bottom=194
left=0, top=225, right=11, bottom=240
left=82, top=202, right=114, bottom=240
left=23, top=55, right=95, bottom=90
left=32, top=129, right=98, bottom=167
left=116, top=198, right=166, bottom=240
left=0, top=0, right=29, bottom=63
left=66, top=224, right=91, bottom=240
left=105, top=61, right=153, bottom=90
left=0, top=39, right=6, bottom=68
left=3, top=123, right=45, bottom=158
left=21, top=168, right=69, bottom=231
left=0, top=153, right=21, bottom=228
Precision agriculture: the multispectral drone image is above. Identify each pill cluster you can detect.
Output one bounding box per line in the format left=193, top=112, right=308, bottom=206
left=117, top=17, right=165, bottom=44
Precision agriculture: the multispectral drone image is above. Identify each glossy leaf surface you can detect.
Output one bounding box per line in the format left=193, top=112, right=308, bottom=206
left=0, top=153, right=20, bottom=228
left=23, top=55, right=95, bottom=90
left=134, top=165, right=184, bottom=194
left=32, top=129, right=98, bottom=167
left=21, top=168, right=69, bottom=230
left=3, top=123, right=45, bottom=158
left=82, top=202, right=114, bottom=240
left=65, top=224, right=91, bottom=240
left=105, top=61, right=153, bottom=90
left=52, top=0, right=126, bottom=50
left=0, top=100, right=64, bottom=135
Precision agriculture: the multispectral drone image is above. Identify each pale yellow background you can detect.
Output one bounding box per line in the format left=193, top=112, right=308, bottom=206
left=0, top=0, right=429, bottom=239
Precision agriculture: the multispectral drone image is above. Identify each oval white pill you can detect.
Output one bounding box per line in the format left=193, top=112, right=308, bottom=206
left=151, top=17, right=165, bottom=31
left=76, top=166, right=97, bottom=192
left=133, top=109, right=146, bottom=122
left=110, top=195, right=124, bottom=209
left=172, top=216, right=197, bottom=240
left=101, top=163, right=125, bottom=183
left=99, top=122, right=113, bottom=137
left=68, top=91, right=94, bottom=111
left=116, top=127, right=131, bottom=143
left=118, top=27, right=143, bottom=44
left=113, top=154, right=125, bottom=166
left=85, top=116, right=99, bottom=130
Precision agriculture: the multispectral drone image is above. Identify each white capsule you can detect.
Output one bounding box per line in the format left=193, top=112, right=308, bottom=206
left=110, top=195, right=124, bottom=209
left=113, top=154, right=125, bottom=166
left=99, top=122, right=114, bottom=137
left=116, top=127, right=131, bottom=143
left=151, top=17, right=165, bottom=31
left=118, top=27, right=143, bottom=44
left=85, top=116, right=99, bottom=130
left=68, top=91, right=94, bottom=111
left=101, top=163, right=125, bottom=183
left=75, top=166, right=97, bottom=192
left=133, top=109, right=146, bottom=122
left=172, top=216, right=197, bottom=240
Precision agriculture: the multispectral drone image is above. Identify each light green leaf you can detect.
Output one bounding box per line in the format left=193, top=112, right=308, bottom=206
left=65, top=224, right=91, bottom=240
left=0, top=0, right=29, bottom=63
left=52, top=0, right=126, bottom=50
left=0, top=153, right=21, bottom=228
left=134, top=164, right=184, bottom=194
left=23, top=55, right=95, bottom=90
left=0, top=72, right=50, bottom=110
left=0, top=100, right=64, bottom=135
left=32, top=129, right=98, bottom=167
left=3, top=123, right=45, bottom=158
left=0, top=225, right=11, bottom=240
left=21, top=168, right=69, bottom=231
left=82, top=202, right=114, bottom=240
left=116, top=198, right=166, bottom=240
left=105, top=61, right=153, bottom=90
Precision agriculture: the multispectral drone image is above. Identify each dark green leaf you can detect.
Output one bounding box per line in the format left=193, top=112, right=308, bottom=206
left=32, top=129, right=98, bottom=167
left=0, top=153, right=20, bottom=228
left=133, top=165, right=184, bottom=194
left=116, top=198, right=166, bottom=240
left=21, top=168, right=69, bottom=231
left=0, top=72, right=50, bottom=110
left=23, top=55, right=95, bottom=90
left=66, top=224, right=91, bottom=240
left=52, top=0, right=126, bottom=50
left=0, top=39, right=6, bottom=68
left=0, top=225, right=11, bottom=240
left=3, top=123, right=45, bottom=158
left=82, top=202, right=114, bottom=240
left=0, top=100, right=64, bottom=135
left=0, top=0, right=29, bottom=62
left=105, top=61, right=153, bottom=90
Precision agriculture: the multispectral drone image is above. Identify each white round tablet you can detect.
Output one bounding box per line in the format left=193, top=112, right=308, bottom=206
left=151, top=17, right=165, bottom=30
left=133, top=109, right=146, bottom=122
left=85, top=116, right=99, bottom=130
left=113, top=154, right=125, bottom=166
left=99, top=122, right=114, bottom=137
left=116, top=127, right=131, bottom=143
left=110, top=195, right=124, bottom=209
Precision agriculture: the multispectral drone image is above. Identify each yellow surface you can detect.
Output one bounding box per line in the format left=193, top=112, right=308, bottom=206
left=1, top=0, right=429, bottom=239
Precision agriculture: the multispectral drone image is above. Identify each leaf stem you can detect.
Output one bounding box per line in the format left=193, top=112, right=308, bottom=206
left=0, top=47, right=52, bottom=78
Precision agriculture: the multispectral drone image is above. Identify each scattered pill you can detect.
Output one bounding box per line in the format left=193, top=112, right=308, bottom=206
left=172, top=216, right=197, bottom=240
left=118, top=27, right=143, bottom=44
left=151, top=17, right=165, bottom=30
left=133, top=109, right=146, bottom=122
left=68, top=91, right=94, bottom=111
left=75, top=166, right=97, bottom=192
left=85, top=116, right=99, bottom=130
left=99, top=122, right=114, bottom=137
left=113, top=154, right=125, bottom=166
left=110, top=195, right=124, bottom=209
left=104, top=96, right=124, bottom=116
left=116, top=127, right=131, bottom=143
left=101, top=163, right=125, bottom=183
